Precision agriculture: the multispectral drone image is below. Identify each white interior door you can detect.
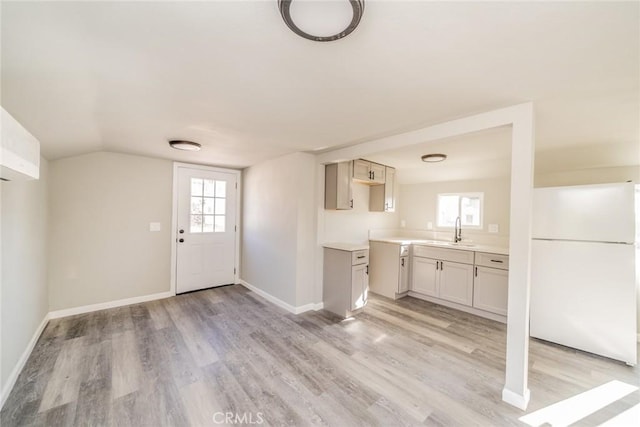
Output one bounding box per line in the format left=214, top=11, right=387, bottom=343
left=176, top=166, right=237, bottom=294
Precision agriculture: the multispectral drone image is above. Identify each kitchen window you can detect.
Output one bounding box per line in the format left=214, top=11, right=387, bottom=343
left=437, top=192, right=484, bottom=229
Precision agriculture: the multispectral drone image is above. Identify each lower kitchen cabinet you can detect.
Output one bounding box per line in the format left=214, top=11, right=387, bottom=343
left=439, top=261, right=474, bottom=306
left=473, top=265, right=508, bottom=316
left=411, top=256, right=438, bottom=297
left=351, top=263, right=369, bottom=311
left=369, top=241, right=409, bottom=299
left=411, top=246, right=474, bottom=307
left=323, top=246, right=369, bottom=318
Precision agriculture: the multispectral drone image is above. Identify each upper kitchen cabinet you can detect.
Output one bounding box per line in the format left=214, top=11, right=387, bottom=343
left=369, top=166, right=396, bottom=212
left=353, top=159, right=385, bottom=184
left=325, top=162, right=353, bottom=210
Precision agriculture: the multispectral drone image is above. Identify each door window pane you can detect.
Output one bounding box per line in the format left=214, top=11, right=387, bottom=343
left=190, top=197, right=203, bottom=214
left=203, top=197, right=215, bottom=215
left=203, top=179, right=215, bottom=197
left=203, top=215, right=214, bottom=233
left=215, top=198, right=226, bottom=215
left=190, top=215, right=202, bottom=233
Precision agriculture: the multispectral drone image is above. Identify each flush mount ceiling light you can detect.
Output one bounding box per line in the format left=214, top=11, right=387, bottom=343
left=279, top=0, right=365, bottom=42
left=421, top=153, right=447, bottom=163
left=169, top=140, right=201, bottom=151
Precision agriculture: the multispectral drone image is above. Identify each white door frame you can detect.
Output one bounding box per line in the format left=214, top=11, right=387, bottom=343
left=170, top=162, right=242, bottom=295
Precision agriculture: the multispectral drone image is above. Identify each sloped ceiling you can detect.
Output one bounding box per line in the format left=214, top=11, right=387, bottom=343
left=1, top=1, right=638, bottom=175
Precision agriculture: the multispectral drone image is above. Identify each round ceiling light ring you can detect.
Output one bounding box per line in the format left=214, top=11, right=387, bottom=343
left=169, top=140, right=201, bottom=151
left=421, top=153, right=447, bottom=163
left=278, top=0, right=365, bottom=42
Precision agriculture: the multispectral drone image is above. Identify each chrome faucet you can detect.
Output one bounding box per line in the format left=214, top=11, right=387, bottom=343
left=454, top=216, right=462, bottom=243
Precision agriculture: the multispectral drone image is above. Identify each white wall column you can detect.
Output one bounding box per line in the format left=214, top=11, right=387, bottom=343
left=502, top=104, right=534, bottom=410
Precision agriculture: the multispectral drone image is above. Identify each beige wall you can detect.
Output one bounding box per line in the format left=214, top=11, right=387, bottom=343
left=242, top=152, right=318, bottom=308
left=323, top=181, right=400, bottom=243
left=398, top=177, right=511, bottom=246
left=48, top=152, right=172, bottom=311
left=1, top=158, right=49, bottom=397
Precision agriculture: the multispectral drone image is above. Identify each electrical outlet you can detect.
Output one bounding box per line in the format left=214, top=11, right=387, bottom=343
left=488, top=224, right=499, bottom=233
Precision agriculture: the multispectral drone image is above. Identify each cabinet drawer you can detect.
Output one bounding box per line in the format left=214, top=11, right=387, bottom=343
left=413, top=245, right=474, bottom=265
left=475, top=252, right=509, bottom=270
left=352, top=250, right=369, bottom=265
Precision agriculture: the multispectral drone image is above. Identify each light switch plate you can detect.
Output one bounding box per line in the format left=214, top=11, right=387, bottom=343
left=400, top=220, right=406, bottom=228
left=149, top=222, right=161, bottom=232
left=427, top=221, right=433, bottom=230
left=488, top=224, right=499, bottom=233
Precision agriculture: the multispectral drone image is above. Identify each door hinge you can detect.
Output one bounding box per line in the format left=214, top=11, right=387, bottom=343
left=235, top=225, right=237, bottom=232
left=234, top=268, right=236, bottom=274
left=235, top=182, right=238, bottom=189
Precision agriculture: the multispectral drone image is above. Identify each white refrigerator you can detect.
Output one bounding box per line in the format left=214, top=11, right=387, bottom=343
left=530, top=182, right=638, bottom=365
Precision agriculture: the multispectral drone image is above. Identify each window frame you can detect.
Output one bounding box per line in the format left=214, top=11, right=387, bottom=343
left=436, top=192, right=484, bottom=230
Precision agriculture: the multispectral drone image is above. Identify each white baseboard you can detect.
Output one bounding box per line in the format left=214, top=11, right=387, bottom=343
left=238, top=280, right=323, bottom=315
left=502, top=387, right=531, bottom=410
left=1, top=313, right=50, bottom=410
left=48, top=291, right=173, bottom=319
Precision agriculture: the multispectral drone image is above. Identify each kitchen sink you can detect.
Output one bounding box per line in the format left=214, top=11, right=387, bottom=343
left=426, top=240, right=476, bottom=248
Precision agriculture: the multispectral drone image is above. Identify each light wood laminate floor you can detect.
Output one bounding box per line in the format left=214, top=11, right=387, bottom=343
left=2, top=285, right=638, bottom=426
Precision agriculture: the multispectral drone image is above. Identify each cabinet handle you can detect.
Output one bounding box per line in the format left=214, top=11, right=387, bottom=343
left=401, top=258, right=405, bottom=267
left=490, top=259, right=504, bottom=264
left=475, top=266, right=478, bottom=277
left=357, top=255, right=365, bottom=259
left=350, top=199, right=353, bottom=208
left=366, top=265, right=369, bottom=275
left=440, top=262, right=444, bottom=271
left=436, top=261, right=439, bottom=270
left=372, top=171, right=375, bottom=180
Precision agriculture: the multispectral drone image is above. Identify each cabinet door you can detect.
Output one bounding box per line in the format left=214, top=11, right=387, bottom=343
left=473, top=266, right=508, bottom=315
left=352, top=159, right=371, bottom=181
left=398, top=256, right=409, bottom=293
left=411, top=257, right=438, bottom=297
left=439, top=261, right=474, bottom=306
left=324, top=162, right=353, bottom=210
left=384, top=167, right=395, bottom=211
left=370, top=162, right=386, bottom=184
left=351, top=264, right=369, bottom=310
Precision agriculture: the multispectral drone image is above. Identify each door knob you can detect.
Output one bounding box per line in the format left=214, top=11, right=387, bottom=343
left=179, top=238, right=184, bottom=243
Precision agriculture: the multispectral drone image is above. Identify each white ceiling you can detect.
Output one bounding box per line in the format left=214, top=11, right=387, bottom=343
left=2, top=1, right=638, bottom=174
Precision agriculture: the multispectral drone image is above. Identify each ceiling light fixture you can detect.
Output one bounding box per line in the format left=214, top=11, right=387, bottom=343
left=421, top=153, right=447, bottom=163
left=278, top=0, right=365, bottom=42
left=169, top=140, right=201, bottom=151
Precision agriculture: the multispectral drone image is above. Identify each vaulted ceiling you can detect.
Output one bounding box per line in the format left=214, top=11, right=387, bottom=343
left=2, top=1, right=638, bottom=175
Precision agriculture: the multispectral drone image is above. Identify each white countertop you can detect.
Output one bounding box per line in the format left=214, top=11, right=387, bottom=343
left=369, top=237, right=509, bottom=256
left=322, top=242, right=370, bottom=252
